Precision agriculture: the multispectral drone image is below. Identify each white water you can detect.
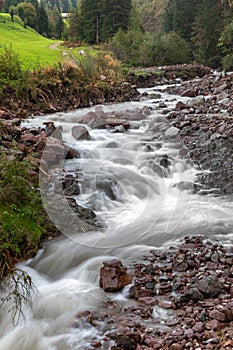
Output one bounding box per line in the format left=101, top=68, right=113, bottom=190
left=0, top=85, right=233, bottom=349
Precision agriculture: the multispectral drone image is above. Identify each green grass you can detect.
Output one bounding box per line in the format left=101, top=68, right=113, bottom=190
left=0, top=14, right=110, bottom=70
left=0, top=14, right=62, bottom=70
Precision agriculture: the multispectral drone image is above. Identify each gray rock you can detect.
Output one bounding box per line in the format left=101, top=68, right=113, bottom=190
left=187, top=95, right=205, bottom=107
left=165, top=126, right=180, bottom=139
left=72, top=125, right=90, bottom=141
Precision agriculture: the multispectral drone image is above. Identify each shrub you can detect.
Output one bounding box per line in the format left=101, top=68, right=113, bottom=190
left=154, top=32, right=192, bottom=66
left=0, top=45, right=23, bottom=83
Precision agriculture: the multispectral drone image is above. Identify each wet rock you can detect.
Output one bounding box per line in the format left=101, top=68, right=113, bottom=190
left=106, top=118, right=130, bottom=130
left=196, top=276, right=225, bottom=297
left=100, top=260, right=133, bottom=292
left=187, top=95, right=205, bottom=107
left=62, top=174, right=80, bottom=196
left=72, top=125, right=90, bottom=141
left=164, top=126, right=179, bottom=139
left=43, top=121, right=62, bottom=140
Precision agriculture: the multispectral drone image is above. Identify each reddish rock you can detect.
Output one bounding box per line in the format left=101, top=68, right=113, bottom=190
left=105, top=118, right=130, bottom=130
left=100, top=259, right=133, bottom=292
left=209, top=309, right=226, bottom=322
left=138, top=297, right=156, bottom=305
left=192, top=321, right=204, bottom=333
left=205, top=319, right=220, bottom=330
left=19, top=133, right=37, bottom=144
left=169, top=343, right=184, bottom=350
left=181, top=89, right=198, bottom=97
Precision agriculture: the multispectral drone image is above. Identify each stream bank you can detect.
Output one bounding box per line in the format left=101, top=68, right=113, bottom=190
left=0, top=64, right=233, bottom=350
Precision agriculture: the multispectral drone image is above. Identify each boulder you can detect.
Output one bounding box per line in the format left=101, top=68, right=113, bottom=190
left=72, top=125, right=90, bottom=141
left=43, top=122, right=62, bottom=141
left=100, top=259, right=133, bottom=292
left=105, top=118, right=130, bottom=130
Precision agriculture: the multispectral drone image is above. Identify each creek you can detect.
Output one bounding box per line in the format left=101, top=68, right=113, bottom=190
left=0, top=84, right=233, bottom=349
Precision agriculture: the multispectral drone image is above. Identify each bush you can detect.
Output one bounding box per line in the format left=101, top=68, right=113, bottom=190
left=153, top=32, right=192, bottom=66
left=0, top=45, right=23, bottom=83
left=222, top=54, right=233, bottom=71
left=110, top=29, right=191, bottom=67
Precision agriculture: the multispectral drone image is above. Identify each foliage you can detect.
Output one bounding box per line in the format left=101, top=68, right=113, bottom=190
left=0, top=153, right=46, bottom=279
left=133, top=0, right=168, bottom=34
left=110, top=29, right=191, bottom=67
left=0, top=45, right=23, bottom=84
left=164, top=0, right=202, bottom=41
left=110, top=29, right=146, bottom=66
left=222, top=53, right=233, bottom=71
left=192, top=0, right=223, bottom=67
left=17, top=2, right=37, bottom=29
left=72, top=0, right=132, bottom=44
left=158, top=31, right=191, bottom=65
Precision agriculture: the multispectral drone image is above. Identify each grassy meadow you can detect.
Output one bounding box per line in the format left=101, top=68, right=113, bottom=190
left=0, top=13, right=102, bottom=71
left=0, top=13, right=63, bottom=70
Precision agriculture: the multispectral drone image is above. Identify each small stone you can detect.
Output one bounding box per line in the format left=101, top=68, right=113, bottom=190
left=209, top=309, right=226, bottom=322
left=192, top=322, right=203, bottom=333
left=205, top=319, right=220, bottom=330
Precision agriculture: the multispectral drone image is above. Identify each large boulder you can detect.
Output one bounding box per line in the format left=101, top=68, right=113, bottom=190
left=100, top=259, right=133, bottom=292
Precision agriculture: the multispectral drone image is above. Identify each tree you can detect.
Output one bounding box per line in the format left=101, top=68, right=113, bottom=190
left=56, top=10, right=65, bottom=38
left=164, top=0, right=202, bottom=41
left=68, top=8, right=80, bottom=40
left=47, top=6, right=64, bottom=38
left=37, top=2, right=49, bottom=36
left=76, top=0, right=132, bottom=44
left=9, top=5, right=16, bottom=21
left=192, top=0, right=224, bottom=67
left=17, top=2, right=37, bottom=28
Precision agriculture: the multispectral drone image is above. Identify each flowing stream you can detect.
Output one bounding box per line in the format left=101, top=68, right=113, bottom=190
left=0, top=85, right=233, bottom=349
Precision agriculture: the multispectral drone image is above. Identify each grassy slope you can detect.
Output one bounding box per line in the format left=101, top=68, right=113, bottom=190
left=0, top=13, right=62, bottom=70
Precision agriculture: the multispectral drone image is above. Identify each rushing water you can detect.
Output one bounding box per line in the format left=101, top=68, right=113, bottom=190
left=0, top=85, right=233, bottom=349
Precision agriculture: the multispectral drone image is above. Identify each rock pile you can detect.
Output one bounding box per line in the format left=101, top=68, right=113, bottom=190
left=165, top=72, right=233, bottom=194
left=0, top=119, right=78, bottom=178
left=127, top=64, right=211, bottom=88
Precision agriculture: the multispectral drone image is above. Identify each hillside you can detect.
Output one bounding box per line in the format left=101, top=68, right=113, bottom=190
left=0, top=14, right=62, bottom=70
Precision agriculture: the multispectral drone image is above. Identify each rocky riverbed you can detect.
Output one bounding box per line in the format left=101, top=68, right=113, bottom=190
left=77, top=237, right=233, bottom=350
left=1, top=64, right=233, bottom=349
left=165, top=71, right=233, bottom=195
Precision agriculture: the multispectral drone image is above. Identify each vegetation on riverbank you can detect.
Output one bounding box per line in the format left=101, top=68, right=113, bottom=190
left=0, top=153, right=46, bottom=279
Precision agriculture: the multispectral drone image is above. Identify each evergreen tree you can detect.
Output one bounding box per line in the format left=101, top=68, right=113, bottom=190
left=38, top=2, right=49, bottom=36
left=56, top=10, right=65, bottom=38
left=164, top=0, right=202, bottom=41
left=192, top=0, right=224, bottom=67
left=68, top=8, right=80, bottom=39
left=76, top=0, right=132, bottom=44
left=61, top=0, right=72, bottom=12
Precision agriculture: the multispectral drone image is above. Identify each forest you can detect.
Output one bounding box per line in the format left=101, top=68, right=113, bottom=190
left=1, top=0, right=233, bottom=69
